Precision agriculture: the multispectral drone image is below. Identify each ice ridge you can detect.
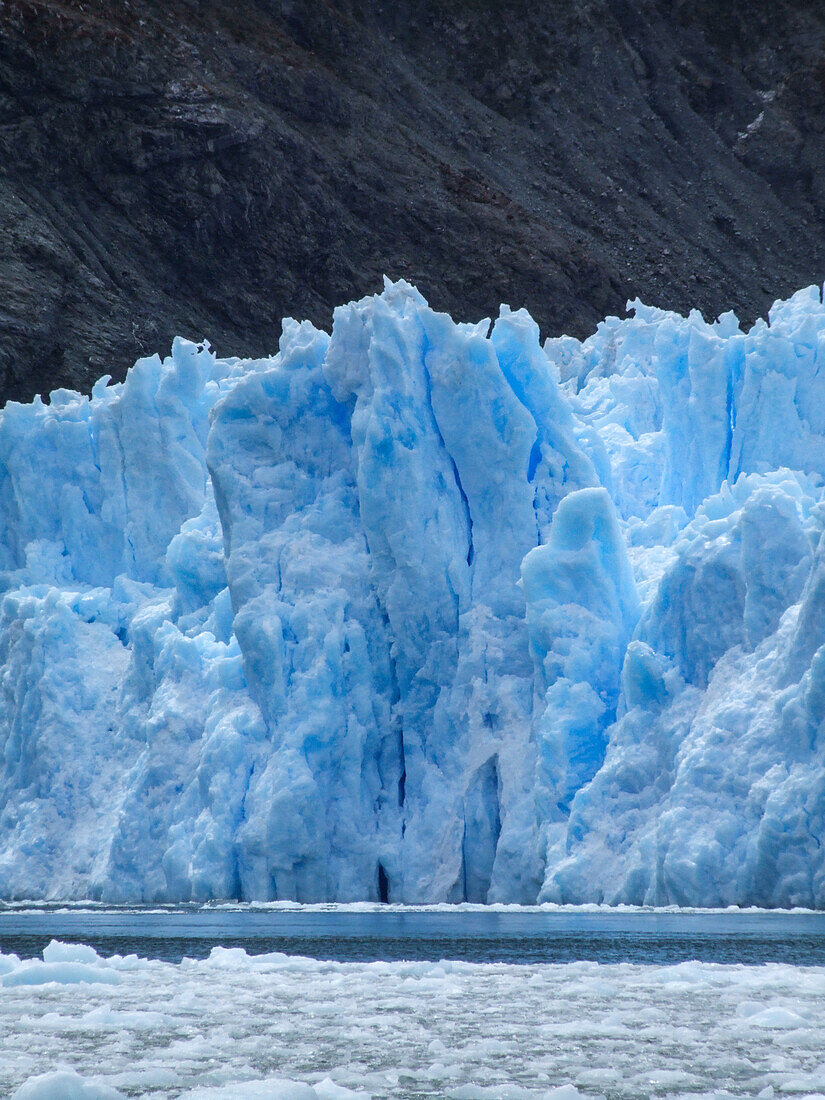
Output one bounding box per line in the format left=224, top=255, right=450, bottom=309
left=2, top=279, right=825, bottom=905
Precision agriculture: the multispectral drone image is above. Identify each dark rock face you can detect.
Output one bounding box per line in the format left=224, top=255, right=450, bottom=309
left=1, top=0, right=824, bottom=404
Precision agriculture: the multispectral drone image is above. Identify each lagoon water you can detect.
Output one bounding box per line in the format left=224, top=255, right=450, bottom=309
left=2, top=904, right=825, bottom=964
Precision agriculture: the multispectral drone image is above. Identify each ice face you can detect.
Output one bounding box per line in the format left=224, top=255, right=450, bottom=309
left=2, top=279, right=825, bottom=904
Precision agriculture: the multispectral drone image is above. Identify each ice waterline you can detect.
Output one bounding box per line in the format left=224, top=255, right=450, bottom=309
left=3, top=279, right=825, bottom=907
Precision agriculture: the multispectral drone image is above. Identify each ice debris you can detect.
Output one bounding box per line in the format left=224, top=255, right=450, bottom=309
left=3, top=942, right=825, bottom=1098
left=2, top=279, right=825, bottom=905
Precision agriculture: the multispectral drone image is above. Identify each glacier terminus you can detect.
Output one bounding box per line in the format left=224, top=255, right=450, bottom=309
left=3, top=278, right=825, bottom=907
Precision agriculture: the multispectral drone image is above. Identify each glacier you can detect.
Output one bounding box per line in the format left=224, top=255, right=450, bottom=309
left=3, top=278, right=825, bottom=905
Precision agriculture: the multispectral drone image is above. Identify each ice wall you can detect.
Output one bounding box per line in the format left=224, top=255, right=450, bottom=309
left=2, top=279, right=825, bottom=905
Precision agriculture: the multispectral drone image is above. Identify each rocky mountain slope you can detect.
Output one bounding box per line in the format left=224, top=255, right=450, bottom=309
left=1, top=0, right=824, bottom=403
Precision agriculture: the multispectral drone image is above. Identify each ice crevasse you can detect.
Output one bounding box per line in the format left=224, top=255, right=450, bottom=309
left=3, top=278, right=825, bottom=906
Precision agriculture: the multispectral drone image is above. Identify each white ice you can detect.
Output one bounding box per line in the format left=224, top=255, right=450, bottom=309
left=4, top=941, right=825, bottom=1098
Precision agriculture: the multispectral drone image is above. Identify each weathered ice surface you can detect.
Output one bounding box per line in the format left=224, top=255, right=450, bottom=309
left=3, top=280, right=825, bottom=905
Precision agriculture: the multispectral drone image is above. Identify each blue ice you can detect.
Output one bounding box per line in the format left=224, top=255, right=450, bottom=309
left=2, top=279, right=825, bottom=905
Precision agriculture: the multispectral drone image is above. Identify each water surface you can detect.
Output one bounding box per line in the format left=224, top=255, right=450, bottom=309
left=2, top=904, right=825, bottom=964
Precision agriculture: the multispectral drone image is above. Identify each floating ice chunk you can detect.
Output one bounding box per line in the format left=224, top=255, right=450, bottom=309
left=42, top=941, right=101, bottom=965
left=11, top=1071, right=125, bottom=1099
left=737, top=1006, right=810, bottom=1029
left=2, top=960, right=120, bottom=987
left=0, top=952, right=21, bottom=975
left=315, top=1081, right=372, bottom=1100
left=180, top=1079, right=369, bottom=1099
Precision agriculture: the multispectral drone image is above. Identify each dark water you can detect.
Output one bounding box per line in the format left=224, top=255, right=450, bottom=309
left=2, top=907, right=825, bottom=965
